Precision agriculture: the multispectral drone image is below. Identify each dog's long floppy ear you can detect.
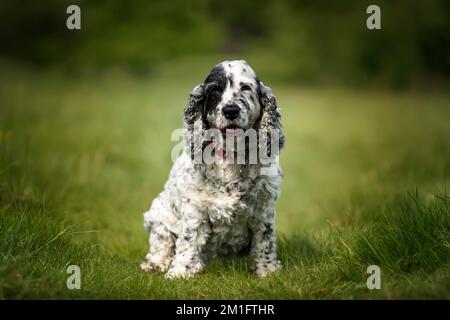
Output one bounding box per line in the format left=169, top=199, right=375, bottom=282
left=256, top=81, right=285, bottom=155
left=184, top=84, right=206, bottom=160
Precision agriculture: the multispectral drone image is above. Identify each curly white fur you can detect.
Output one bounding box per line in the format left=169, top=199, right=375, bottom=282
left=141, top=60, right=285, bottom=278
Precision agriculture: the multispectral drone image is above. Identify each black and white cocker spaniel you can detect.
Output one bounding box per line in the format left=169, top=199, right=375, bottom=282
left=141, top=60, right=285, bottom=278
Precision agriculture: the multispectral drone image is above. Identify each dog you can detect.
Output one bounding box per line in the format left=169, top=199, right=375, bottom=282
left=141, top=60, right=285, bottom=278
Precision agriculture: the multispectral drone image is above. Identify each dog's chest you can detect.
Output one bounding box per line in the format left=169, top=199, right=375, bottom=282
left=202, top=183, right=252, bottom=223
left=201, top=165, right=261, bottom=224
left=204, top=187, right=254, bottom=255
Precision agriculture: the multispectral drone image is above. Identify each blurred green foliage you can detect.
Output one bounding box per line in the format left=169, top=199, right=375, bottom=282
left=0, top=0, right=449, bottom=86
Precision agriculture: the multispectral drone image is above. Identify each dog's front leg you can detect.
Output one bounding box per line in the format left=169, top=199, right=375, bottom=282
left=250, top=211, right=282, bottom=277
left=165, top=207, right=208, bottom=279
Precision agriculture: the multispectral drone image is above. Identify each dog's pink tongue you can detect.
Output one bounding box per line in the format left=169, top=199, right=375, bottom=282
left=226, top=128, right=238, bottom=133
left=215, top=147, right=227, bottom=159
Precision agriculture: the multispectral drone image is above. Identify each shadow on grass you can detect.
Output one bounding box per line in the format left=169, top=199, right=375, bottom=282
left=188, top=188, right=450, bottom=279
left=205, top=233, right=324, bottom=277
left=278, top=233, right=323, bottom=267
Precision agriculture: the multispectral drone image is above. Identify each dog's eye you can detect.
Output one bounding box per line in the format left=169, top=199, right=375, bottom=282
left=240, top=84, right=252, bottom=92
left=208, top=84, right=219, bottom=93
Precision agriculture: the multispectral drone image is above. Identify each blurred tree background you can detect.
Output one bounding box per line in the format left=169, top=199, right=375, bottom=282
left=0, top=0, right=449, bottom=87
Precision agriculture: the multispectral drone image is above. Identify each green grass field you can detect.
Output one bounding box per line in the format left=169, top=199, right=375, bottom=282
left=1, top=57, right=449, bottom=299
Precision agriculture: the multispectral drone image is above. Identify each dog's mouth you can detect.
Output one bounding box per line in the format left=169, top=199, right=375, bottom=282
left=221, top=125, right=241, bottom=134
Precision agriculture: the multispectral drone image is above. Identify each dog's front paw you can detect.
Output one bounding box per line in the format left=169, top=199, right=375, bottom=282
left=140, top=261, right=169, bottom=273
left=165, top=261, right=204, bottom=279
left=165, top=267, right=193, bottom=279
left=140, top=261, right=156, bottom=272
left=255, top=259, right=282, bottom=278
left=141, top=252, right=173, bottom=273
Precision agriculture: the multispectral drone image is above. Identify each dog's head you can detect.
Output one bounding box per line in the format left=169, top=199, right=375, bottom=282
left=184, top=60, right=284, bottom=160
left=202, top=61, right=262, bottom=132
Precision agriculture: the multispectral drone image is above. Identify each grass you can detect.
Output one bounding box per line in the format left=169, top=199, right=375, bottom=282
left=0, top=56, right=449, bottom=299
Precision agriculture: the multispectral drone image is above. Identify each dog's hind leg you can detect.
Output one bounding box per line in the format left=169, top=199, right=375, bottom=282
left=141, top=222, right=175, bottom=273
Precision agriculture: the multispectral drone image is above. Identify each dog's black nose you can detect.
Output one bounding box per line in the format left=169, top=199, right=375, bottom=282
left=222, top=104, right=240, bottom=120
